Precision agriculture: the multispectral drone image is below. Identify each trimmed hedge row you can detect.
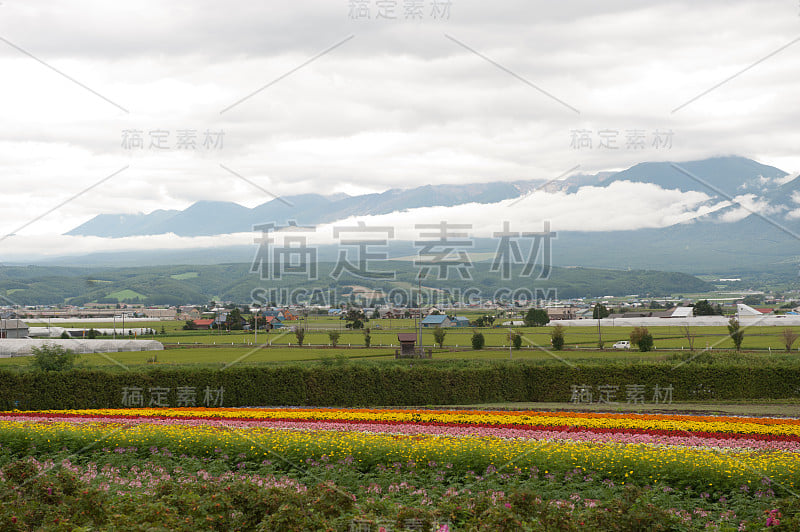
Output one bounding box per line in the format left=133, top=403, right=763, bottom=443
left=0, top=364, right=797, bottom=410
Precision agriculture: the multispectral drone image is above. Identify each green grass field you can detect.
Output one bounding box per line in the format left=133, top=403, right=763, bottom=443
left=22, top=318, right=800, bottom=352
left=1, top=338, right=797, bottom=372
left=106, top=289, right=147, bottom=301
left=162, top=324, right=800, bottom=352
left=0, top=347, right=670, bottom=371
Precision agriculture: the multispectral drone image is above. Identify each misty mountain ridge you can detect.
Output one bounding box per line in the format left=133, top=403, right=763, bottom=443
left=57, top=155, right=800, bottom=276
left=67, top=155, right=799, bottom=239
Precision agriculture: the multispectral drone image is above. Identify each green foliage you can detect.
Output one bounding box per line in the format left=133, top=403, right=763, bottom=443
left=5, top=362, right=800, bottom=408
left=344, top=308, right=365, bottom=329
left=728, top=318, right=744, bottom=351
left=471, top=330, right=485, bottom=350
left=550, top=325, right=565, bottom=351
left=511, top=332, right=522, bottom=350
left=0, top=454, right=785, bottom=531
left=524, top=308, right=549, bottom=327
left=183, top=320, right=196, bottom=330
left=638, top=333, right=654, bottom=352
left=327, top=331, right=340, bottom=347
left=433, top=326, right=447, bottom=348
left=294, top=326, right=305, bottom=347
left=742, top=294, right=764, bottom=306
left=225, top=308, right=243, bottom=330
left=783, top=328, right=799, bottom=352
left=592, top=303, right=609, bottom=319
left=473, top=315, right=495, bottom=327
left=692, top=300, right=722, bottom=316
left=0, top=262, right=718, bottom=306
left=362, top=328, right=371, bottom=348
left=630, top=327, right=654, bottom=352
left=30, top=344, right=77, bottom=372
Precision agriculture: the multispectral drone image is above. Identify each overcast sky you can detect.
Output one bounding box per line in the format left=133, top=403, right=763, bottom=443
left=1, top=0, right=799, bottom=256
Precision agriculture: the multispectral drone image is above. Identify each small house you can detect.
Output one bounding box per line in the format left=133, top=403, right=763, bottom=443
left=421, top=314, right=453, bottom=328
left=264, top=316, right=283, bottom=329
left=397, top=333, right=417, bottom=355
left=192, top=318, right=215, bottom=330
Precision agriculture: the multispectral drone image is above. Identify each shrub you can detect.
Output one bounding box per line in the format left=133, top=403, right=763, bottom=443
left=728, top=318, right=744, bottom=351
left=327, top=331, right=340, bottom=347
left=511, top=333, right=522, bottom=350
left=782, top=328, right=798, bottom=352
left=363, top=328, right=371, bottom=348
left=30, top=344, right=77, bottom=372
left=524, top=308, right=549, bottom=327
left=630, top=327, right=654, bottom=352
left=294, top=327, right=305, bottom=347
left=433, top=326, right=447, bottom=348
left=550, top=325, right=565, bottom=350
left=471, top=330, right=485, bottom=350
left=5, top=362, right=800, bottom=409
left=637, top=334, right=654, bottom=352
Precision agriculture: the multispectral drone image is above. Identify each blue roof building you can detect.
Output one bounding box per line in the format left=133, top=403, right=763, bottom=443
left=421, top=314, right=453, bottom=328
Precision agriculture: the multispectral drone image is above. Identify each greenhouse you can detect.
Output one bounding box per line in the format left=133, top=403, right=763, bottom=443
left=0, top=339, right=163, bottom=357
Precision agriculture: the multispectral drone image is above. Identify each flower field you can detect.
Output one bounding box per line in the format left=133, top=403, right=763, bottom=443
left=1, top=407, right=800, bottom=530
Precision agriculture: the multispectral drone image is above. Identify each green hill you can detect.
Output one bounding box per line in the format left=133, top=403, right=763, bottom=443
left=0, top=262, right=713, bottom=306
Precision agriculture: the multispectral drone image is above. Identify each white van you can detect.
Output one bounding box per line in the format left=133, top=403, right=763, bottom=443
left=613, top=340, right=631, bottom=349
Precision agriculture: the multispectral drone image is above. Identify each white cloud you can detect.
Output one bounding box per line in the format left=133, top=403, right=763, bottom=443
left=0, top=181, right=716, bottom=260
left=0, top=0, right=799, bottom=257
left=717, top=194, right=782, bottom=223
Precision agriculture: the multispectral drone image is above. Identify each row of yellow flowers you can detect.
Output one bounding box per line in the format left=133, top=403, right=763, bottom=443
left=18, top=407, right=800, bottom=437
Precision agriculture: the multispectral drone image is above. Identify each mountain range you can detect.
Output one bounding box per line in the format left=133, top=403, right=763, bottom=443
left=67, top=156, right=800, bottom=239
left=49, top=156, right=800, bottom=277
left=67, top=183, right=526, bottom=238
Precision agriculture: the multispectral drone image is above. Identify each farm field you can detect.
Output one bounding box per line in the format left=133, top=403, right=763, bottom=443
left=3, top=343, right=797, bottom=371
left=27, top=319, right=800, bottom=352
left=0, top=407, right=797, bottom=530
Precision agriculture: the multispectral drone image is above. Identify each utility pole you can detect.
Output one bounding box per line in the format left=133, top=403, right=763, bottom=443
left=597, top=313, right=602, bottom=348
left=417, top=272, right=424, bottom=356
